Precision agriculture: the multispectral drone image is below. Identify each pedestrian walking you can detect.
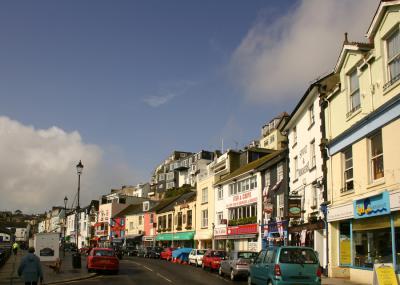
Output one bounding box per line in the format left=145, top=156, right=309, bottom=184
left=18, top=247, right=44, bottom=285
left=12, top=242, right=19, bottom=255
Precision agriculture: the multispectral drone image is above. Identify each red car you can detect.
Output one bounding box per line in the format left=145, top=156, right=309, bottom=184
left=160, top=247, right=175, bottom=261
left=202, top=250, right=226, bottom=271
left=86, top=248, right=119, bottom=274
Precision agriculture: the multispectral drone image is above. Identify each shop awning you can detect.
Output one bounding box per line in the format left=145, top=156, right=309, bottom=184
left=156, top=231, right=195, bottom=241
left=156, top=233, right=173, bottom=241
left=173, top=231, right=195, bottom=240
left=125, top=234, right=143, bottom=239
left=194, top=232, right=212, bottom=240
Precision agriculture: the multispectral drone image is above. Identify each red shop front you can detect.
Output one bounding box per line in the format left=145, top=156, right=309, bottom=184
left=226, top=224, right=259, bottom=252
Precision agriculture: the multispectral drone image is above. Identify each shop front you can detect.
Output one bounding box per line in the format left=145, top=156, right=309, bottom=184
left=328, top=190, right=400, bottom=283
left=142, top=235, right=155, bottom=247
left=263, top=220, right=288, bottom=248
left=214, top=227, right=227, bottom=250
left=227, top=223, right=259, bottom=252
left=194, top=231, right=212, bottom=249
left=156, top=231, right=195, bottom=248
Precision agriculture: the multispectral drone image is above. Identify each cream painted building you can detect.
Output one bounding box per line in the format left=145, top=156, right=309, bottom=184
left=195, top=170, right=215, bottom=249
left=324, top=1, right=400, bottom=282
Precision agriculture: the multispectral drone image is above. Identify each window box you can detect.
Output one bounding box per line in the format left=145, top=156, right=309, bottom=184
left=176, top=226, right=182, bottom=231
left=185, top=225, right=192, bottom=230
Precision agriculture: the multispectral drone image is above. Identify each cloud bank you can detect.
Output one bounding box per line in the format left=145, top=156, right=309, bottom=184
left=230, top=0, right=378, bottom=103
left=0, top=116, right=139, bottom=213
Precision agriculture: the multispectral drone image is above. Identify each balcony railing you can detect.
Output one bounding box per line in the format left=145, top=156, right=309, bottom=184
left=383, top=73, right=400, bottom=90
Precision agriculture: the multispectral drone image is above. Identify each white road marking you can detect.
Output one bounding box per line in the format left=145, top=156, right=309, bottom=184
left=143, top=265, right=153, bottom=272
left=156, top=273, right=172, bottom=283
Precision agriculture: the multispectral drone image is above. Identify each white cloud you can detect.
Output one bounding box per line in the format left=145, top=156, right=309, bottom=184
left=230, top=0, right=378, bottom=103
left=0, top=116, right=140, bottom=213
left=143, top=93, right=177, bottom=108
left=143, top=80, right=197, bottom=107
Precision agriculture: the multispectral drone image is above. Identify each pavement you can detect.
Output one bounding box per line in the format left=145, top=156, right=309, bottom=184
left=322, top=276, right=369, bottom=285
left=0, top=250, right=96, bottom=285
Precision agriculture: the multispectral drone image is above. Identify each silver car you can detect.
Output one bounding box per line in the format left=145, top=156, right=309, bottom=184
left=219, top=251, right=257, bottom=281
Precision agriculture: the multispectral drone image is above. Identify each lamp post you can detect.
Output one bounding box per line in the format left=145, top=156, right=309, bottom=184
left=211, top=223, right=215, bottom=250
left=63, top=196, right=68, bottom=257
left=73, top=160, right=83, bottom=269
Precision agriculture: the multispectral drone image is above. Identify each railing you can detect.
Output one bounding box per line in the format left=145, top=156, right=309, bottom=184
left=383, top=73, right=400, bottom=90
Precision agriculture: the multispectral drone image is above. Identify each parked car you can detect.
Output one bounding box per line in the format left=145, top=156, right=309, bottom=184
left=137, top=247, right=152, bottom=257
left=248, top=246, right=322, bottom=285
left=86, top=248, right=119, bottom=274
left=79, top=246, right=91, bottom=255
left=147, top=247, right=164, bottom=259
left=188, top=249, right=206, bottom=267
left=124, top=246, right=138, bottom=256
left=202, top=250, right=226, bottom=271
left=219, top=251, right=257, bottom=280
left=160, top=247, right=175, bottom=261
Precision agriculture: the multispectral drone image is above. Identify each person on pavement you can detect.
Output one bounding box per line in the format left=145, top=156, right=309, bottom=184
left=12, top=242, right=19, bottom=255
left=18, top=247, right=44, bottom=285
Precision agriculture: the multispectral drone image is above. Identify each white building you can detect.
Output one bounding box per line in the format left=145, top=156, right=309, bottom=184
left=284, top=73, right=338, bottom=268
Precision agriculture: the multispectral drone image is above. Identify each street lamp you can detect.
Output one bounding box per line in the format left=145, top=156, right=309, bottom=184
left=63, top=196, right=68, bottom=257
left=212, top=223, right=215, bottom=250
left=73, top=160, right=83, bottom=269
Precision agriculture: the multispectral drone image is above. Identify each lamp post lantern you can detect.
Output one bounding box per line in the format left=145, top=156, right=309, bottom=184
left=72, top=160, right=83, bottom=269
left=63, top=196, right=68, bottom=257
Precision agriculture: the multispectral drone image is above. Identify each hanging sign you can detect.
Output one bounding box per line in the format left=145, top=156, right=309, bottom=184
left=373, top=263, right=398, bottom=285
left=288, top=198, right=302, bottom=218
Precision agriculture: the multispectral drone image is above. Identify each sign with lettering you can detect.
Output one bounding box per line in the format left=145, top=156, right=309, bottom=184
left=354, top=191, right=390, bottom=219
left=373, top=264, right=398, bottom=285
left=288, top=198, right=301, bottom=218
left=339, top=239, right=351, bottom=265
left=227, top=224, right=258, bottom=235
left=214, top=227, right=227, bottom=236
left=227, top=190, right=258, bottom=208
left=327, top=203, right=354, bottom=222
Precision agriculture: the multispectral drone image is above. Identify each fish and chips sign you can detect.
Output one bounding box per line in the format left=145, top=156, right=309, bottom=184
left=288, top=197, right=302, bottom=218
left=227, top=190, right=258, bottom=208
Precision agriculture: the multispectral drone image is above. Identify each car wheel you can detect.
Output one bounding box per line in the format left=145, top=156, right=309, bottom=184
left=218, top=267, right=223, bottom=276
left=230, top=269, right=235, bottom=281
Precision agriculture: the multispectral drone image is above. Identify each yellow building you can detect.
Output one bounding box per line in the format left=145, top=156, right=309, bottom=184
left=323, top=1, right=400, bottom=283
left=155, top=192, right=196, bottom=247
left=194, top=171, right=215, bottom=249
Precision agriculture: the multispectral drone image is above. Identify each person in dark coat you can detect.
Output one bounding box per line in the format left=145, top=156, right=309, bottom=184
left=18, top=247, right=44, bottom=285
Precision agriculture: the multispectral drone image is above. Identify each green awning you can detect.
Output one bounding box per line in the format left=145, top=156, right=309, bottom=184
left=155, top=231, right=195, bottom=241
left=156, top=233, right=173, bottom=241
left=173, top=231, right=195, bottom=240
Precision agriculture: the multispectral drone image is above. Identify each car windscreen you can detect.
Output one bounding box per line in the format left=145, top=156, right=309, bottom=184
left=237, top=252, right=257, bottom=259
left=211, top=251, right=225, bottom=257
left=197, top=250, right=206, bottom=255
left=94, top=250, right=114, bottom=256
left=279, top=248, right=318, bottom=264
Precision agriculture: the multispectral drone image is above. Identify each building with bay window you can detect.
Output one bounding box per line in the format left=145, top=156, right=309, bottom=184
left=324, top=1, right=400, bottom=283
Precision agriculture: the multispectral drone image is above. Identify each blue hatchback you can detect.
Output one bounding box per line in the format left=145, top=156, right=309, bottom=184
left=248, top=246, right=321, bottom=285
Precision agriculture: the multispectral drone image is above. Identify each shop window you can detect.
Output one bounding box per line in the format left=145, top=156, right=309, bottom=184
left=168, top=214, right=172, bottom=229
left=339, top=222, right=351, bottom=266
left=353, top=228, right=392, bottom=268
left=369, top=131, right=384, bottom=181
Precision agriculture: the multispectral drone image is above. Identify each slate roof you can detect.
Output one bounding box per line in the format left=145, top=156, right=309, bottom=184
left=215, top=150, right=286, bottom=186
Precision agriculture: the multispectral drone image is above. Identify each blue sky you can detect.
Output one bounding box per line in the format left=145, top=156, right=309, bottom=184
left=0, top=0, right=378, bottom=211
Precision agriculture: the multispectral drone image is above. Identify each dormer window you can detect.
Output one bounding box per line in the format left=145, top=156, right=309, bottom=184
left=348, top=69, right=360, bottom=115
left=143, top=201, right=149, bottom=212
left=387, top=29, right=400, bottom=86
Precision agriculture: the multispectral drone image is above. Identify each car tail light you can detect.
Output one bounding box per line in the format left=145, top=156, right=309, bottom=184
left=274, top=264, right=282, bottom=277
left=316, top=266, right=322, bottom=278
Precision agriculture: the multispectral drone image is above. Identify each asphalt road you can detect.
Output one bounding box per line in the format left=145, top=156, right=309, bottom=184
left=62, top=256, right=248, bottom=285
